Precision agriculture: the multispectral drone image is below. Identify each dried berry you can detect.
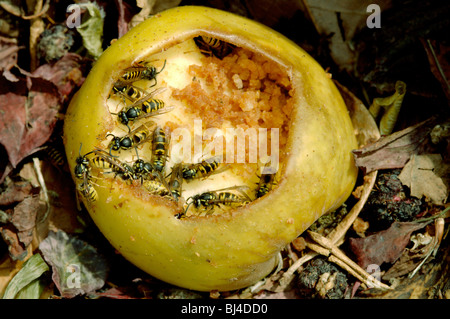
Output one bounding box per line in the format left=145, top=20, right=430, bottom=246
left=297, top=257, right=348, bottom=299
left=361, top=169, right=422, bottom=231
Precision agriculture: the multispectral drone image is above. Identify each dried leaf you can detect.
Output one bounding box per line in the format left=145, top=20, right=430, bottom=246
left=0, top=38, right=23, bottom=80
left=2, top=253, right=49, bottom=299
left=31, top=53, right=85, bottom=103
left=352, top=117, right=438, bottom=173
left=302, top=0, right=392, bottom=71
left=115, top=0, right=130, bottom=38
left=422, top=39, right=450, bottom=103
left=0, top=179, right=39, bottom=206
left=129, top=0, right=181, bottom=28
left=349, top=221, right=429, bottom=269
left=382, top=235, right=435, bottom=280
left=39, top=230, right=109, bottom=298
left=398, top=154, right=449, bottom=204
left=0, top=181, right=41, bottom=260
left=75, top=3, right=105, bottom=59
left=0, top=77, right=59, bottom=170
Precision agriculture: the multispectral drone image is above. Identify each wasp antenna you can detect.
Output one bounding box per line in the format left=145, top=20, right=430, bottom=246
left=157, top=59, right=167, bottom=74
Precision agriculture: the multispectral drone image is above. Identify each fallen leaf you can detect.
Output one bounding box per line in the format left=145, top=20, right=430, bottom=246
left=0, top=38, right=23, bottom=81
left=0, top=179, right=39, bottom=206
left=0, top=192, right=41, bottom=260
left=39, top=230, right=109, bottom=298
left=75, top=3, right=105, bottom=59
left=398, top=154, right=449, bottom=204
left=302, top=0, right=392, bottom=71
left=129, top=0, right=181, bottom=29
left=31, top=53, right=86, bottom=103
left=352, top=117, right=438, bottom=173
left=2, top=253, right=49, bottom=299
left=115, top=0, right=132, bottom=38
left=349, top=221, right=429, bottom=269
left=0, top=77, right=60, bottom=170
left=422, top=39, right=450, bottom=103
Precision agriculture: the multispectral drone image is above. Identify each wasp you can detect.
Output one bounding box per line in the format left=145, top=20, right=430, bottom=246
left=89, top=148, right=137, bottom=181
left=45, top=143, right=66, bottom=169
left=151, top=126, right=170, bottom=173
left=111, top=83, right=146, bottom=103
left=181, top=155, right=227, bottom=181
left=74, top=144, right=94, bottom=180
left=113, top=88, right=173, bottom=128
left=143, top=179, right=170, bottom=196
left=77, top=181, right=98, bottom=203
left=184, top=186, right=251, bottom=216
left=117, top=59, right=166, bottom=87
left=194, top=36, right=234, bottom=59
left=133, top=158, right=155, bottom=181
left=107, top=120, right=156, bottom=154
left=168, top=163, right=183, bottom=201
left=255, top=162, right=278, bottom=199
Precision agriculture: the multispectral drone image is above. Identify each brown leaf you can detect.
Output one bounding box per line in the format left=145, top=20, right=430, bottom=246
left=352, top=117, right=438, bottom=173
left=0, top=193, right=41, bottom=260
left=0, top=225, right=28, bottom=261
left=0, top=38, right=23, bottom=81
left=349, top=221, right=429, bottom=269
left=398, top=154, right=449, bottom=204
left=0, top=179, right=39, bottom=206
left=422, top=39, right=450, bottom=103
left=0, top=84, right=59, bottom=168
left=31, top=53, right=85, bottom=103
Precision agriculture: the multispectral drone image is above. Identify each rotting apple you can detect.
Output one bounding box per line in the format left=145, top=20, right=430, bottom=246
left=63, top=6, right=359, bottom=291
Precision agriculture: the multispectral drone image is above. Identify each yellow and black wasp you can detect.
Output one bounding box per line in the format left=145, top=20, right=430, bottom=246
left=90, top=148, right=137, bottom=182
left=255, top=162, right=278, bottom=199
left=168, top=163, right=183, bottom=201
left=107, top=120, right=156, bottom=155
left=117, top=59, right=166, bottom=88
left=151, top=126, right=170, bottom=173
left=113, top=88, right=173, bottom=128
left=74, top=143, right=94, bottom=180
left=194, top=36, right=234, bottom=59
left=77, top=181, right=98, bottom=203
left=111, top=83, right=146, bottom=103
left=133, top=158, right=155, bottom=181
left=44, top=143, right=67, bottom=170
left=74, top=144, right=98, bottom=202
left=142, top=179, right=170, bottom=197
left=181, top=155, right=228, bottom=181
left=183, top=186, right=251, bottom=217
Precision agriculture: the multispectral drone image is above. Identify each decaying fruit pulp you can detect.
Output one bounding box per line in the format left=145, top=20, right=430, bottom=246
left=63, top=6, right=359, bottom=291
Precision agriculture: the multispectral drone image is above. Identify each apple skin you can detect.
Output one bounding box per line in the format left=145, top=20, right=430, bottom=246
left=63, top=6, right=358, bottom=291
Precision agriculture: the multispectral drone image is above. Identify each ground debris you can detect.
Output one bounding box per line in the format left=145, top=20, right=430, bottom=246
left=296, top=257, right=348, bottom=299
left=352, top=117, right=438, bottom=174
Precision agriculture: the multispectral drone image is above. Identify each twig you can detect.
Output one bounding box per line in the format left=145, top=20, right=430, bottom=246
left=277, top=170, right=378, bottom=289
left=32, top=157, right=50, bottom=223
left=307, top=230, right=391, bottom=290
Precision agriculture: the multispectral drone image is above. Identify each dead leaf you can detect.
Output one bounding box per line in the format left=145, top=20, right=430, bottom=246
left=302, top=0, right=392, bottom=71
left=39, top=230, right=109, bottom=298
left=0, top=192, right=41, bottom=260
left=115, top=0, right=132, bottom=38
left=0, top=37, right=23, bottom=81
left=0, top=179, right=39, bottom=206
left=31, top=53, right=86, bottom=103
left=0, top=84, right=59, bottom=170
left=0, top=54, right=85, bottom=183
left=352, top=117, right=438, bottom=173
left=422, top=39, right=450, bottom=103
left=349, top=221, right=429, bottom=270
left=129, top=0, right=181, bottom=29
left=398, top=154, right=449, bottom=204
